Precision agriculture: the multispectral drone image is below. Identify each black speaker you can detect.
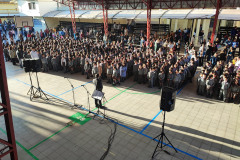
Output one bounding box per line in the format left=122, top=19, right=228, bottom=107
left=23, top=59, right=38, bottom=72
left=160, top=87, right=176, bottom=112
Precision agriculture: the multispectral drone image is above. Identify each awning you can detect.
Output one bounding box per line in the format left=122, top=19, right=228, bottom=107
left=95, top=10, right=122, bottom=19
left=66, top=10, right=89, bottom=18
left=43, top=8, right=240, bottom=20
left=80, top=10, right=102, bottom=19
left=161, top=9, right=192, bottom=19
left=0, top=14, right=20, bottom=17
left=54, top=10, right=71, bottom=18
left=186, top=9, right=216, bottom=19
left=113, top=10, right=144, bottom=19
left=42, top=11, right=62, bottom=17
left=135, top=9, right=168, bottom=19
left=219, top=9, right=240, bottom=20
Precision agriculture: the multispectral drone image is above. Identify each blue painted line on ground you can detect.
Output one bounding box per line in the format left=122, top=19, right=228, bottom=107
left=140, top=110, right=162, bottom=133
left=140, top=85, right=185, bottom=133
left=13, top=77, right=202, bottom=160
left=140, top=71, right=200, bottom=133
left=15, top=79, right=31, bottom=86
left=13, top=68, right=23, bottom=72
left=13, top=78, right=73, bottom=105
left=57, top=81, right=92, bottom=96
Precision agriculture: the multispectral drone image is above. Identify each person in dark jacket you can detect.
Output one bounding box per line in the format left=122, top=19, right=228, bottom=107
left=3, top=46, right=10, bottom=62
left=133, top=60, right=139, bottom=81
left=16, top=47, right=23, bottom=68
left=93, top=74, right=103, bottom=108
left=138, top=64, right=143, bottom=84
left=84, top=61, right=91, bottom=79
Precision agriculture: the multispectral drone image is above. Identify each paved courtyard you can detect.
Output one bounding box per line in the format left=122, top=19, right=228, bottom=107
left=0, top=62, right=240, bottom=160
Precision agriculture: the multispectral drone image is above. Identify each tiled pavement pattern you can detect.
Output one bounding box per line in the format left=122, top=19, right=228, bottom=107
left=0, top=62, right=240, bottom=160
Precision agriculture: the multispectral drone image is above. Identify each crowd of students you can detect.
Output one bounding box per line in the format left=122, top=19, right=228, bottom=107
left=2, top=23, right=240, bottom=100
left=186, top=26, right=240, bottom=104
left=197, top=57, right=240, bottom=104
left=0, top=20, right=17, bottom=37
left=195, top=26, right=240, bottom=104
left=1, top=24, right=199, bottom=90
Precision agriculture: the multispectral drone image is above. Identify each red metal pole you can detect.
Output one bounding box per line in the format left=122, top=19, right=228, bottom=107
left=211, top=0, right=221, bottom=43
left=68, top=0, right=76, bottom=33
left=102, top=0, right=108, bottom=36
left=72, top=1, right=76, bottom=33
left=147, top=0, right=152, bottom=46
left=0, top=34, right=18, bottom=159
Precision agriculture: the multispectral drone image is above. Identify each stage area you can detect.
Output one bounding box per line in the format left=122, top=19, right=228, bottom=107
left=1, top=62, right=240, bottom=160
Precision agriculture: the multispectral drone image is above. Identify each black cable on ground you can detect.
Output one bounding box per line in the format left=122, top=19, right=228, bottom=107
left=99, top=116, right=117, bottom=160
left=91, top=103, right=118, bottom=160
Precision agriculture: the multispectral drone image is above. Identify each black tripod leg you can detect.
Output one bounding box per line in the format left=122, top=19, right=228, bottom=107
left=163, top=134, right=178, bottom=153
left=153, top=134, right=161, bottom=140
left=27, top=87, right=31, bottom=95
left=152, top=134, right=162, bottom=159
left=29, top=87, right=33, bottom=101
left=41, top=89, right=49, bottom=100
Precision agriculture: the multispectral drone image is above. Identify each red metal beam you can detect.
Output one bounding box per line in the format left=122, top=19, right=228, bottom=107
left=102, top=0, right=108, bottom=36
left=56, top=0, right=239, bottom=10
left=0, top=149, right=13, bottom=159
left=68, top=0, right=77, bottom=33
left=0, top=111, right=8, bottom=116
left=0, top=139, right=13, bottom=147
left=0, top=34, right=18, bottom=160
left=146, top=0, right=152, bottom=45
left=0, top=103, right=7, bottom=108
left=211, top=0, right=221, bottom=43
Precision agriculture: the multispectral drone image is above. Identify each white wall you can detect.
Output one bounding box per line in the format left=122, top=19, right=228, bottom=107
left=18, top=0, right=40, bottom=16
left=18, top=0, right=58, bottom=17
left=38, top=0, right=58, bottom=16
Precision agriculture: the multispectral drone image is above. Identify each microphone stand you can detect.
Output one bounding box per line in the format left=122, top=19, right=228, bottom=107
left=65, top=77, right=78, bottom=109
left=82, top=85, right=93, bottom=116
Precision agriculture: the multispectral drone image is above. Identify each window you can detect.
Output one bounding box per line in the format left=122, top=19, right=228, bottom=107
left=209, top=18, right=214, bottom=28
left=226, top=20, right=234, bottom=27
left=28, top=2, right=36, bottom=10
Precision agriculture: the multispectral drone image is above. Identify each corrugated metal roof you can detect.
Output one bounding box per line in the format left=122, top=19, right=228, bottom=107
left=186, top=9, right=216, bottom=19
left=43, top=9, right=240, bottom=20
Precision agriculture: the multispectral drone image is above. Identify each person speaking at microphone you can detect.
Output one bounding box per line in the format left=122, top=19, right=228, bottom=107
left=93, top=74, right=103, bottom=108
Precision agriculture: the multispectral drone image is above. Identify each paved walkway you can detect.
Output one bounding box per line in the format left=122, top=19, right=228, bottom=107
left=0, top=62, right=240, bottom=160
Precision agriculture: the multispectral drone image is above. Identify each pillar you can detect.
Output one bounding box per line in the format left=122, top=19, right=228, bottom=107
left=191, top=19, right=197, bottom=41
left=194, top=19, right=201, bottom=46
left=146, top=0, right=152, bottom=44
left=174, top=19, right=178, bottom=32
left=211, top=0, right=221, bottom=43
left=220, top=20, right=227, bottom=27
left=235, top=21, right=240, bottom=27
left=102, top=0, right=108, bottom=36
left=202, top=19, right=211, bottom=41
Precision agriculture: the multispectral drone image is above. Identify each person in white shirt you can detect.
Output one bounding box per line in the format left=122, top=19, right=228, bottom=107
left=235, top=57, right=240, bottom=68
left=168, top=42, right=174, bottom=50
left=124, top=27, right=128, bottom=36
left=206, top=39, right=211, bottom=50
left=30, top=47, right=39, bottom=60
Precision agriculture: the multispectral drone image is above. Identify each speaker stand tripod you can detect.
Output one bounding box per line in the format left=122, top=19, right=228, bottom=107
left=27, top=72, right=37, bottom=101
left=34, top=72, right=49, bottom=101
left=152, top=111, right=177, bottom=159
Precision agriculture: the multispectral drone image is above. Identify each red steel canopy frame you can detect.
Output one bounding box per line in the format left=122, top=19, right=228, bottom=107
left=55, top=0, right=239, bottom=44
left=68, top=0, right=77, bottom=33
left=0, top=35, right=18, bottom=159
left=54, top=0, right=239, bottom=10
left=102, top=0, right=108, bottom=36
left=146, top=0, right=152, bottom=45
left=211, top=0, right=221, bottom=43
